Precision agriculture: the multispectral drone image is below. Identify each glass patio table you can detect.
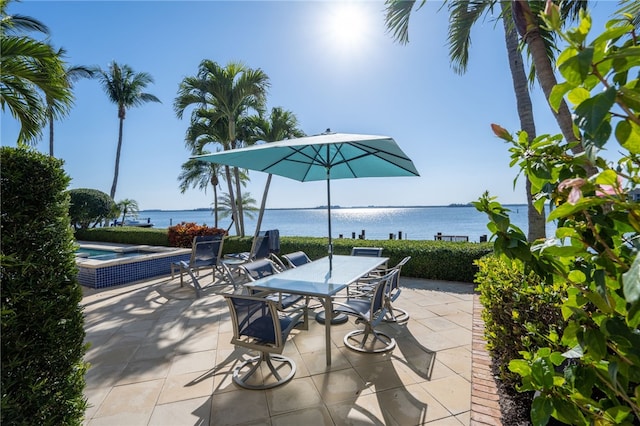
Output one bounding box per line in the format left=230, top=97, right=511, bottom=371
left=244, top=254, right=389, bottom=365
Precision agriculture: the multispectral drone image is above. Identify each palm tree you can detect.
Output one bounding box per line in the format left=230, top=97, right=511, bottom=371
left=217, top=191, right=258, bottom=222
left=510, top=0, right=594, bottom=168
left=178, top=152, right=225, bottom=228
left=45, top=48, right=95, bottom=157
left=95, top=61, right=161, bottom=199
left=116, top=198, right=139, bottom=225
left=174, top=60, right=270, bottom=237
left=384, top=0, right=589, bottom=240
left=244, top=107, right=305, bottom=236
left=0, top=0, right=72, bottom=145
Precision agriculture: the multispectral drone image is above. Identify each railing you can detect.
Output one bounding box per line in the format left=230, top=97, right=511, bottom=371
left=434, top=232, right=469, bottom=242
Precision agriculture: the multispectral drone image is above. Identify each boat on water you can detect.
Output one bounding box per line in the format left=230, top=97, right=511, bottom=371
left=113, top=218, right=154, bottom=228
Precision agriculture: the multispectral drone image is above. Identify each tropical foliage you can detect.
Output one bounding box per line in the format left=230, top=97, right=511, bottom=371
left=1, top=147, right=87, bottom=425
left=68, top=188, right=115, bottom=230
left=476, top=8, right=639, bottom=424
left=174, top=60, right=270, bottom=237
left=95, top=61, right=161, bottom=199
left=115, top=198, right=139, bottom=225
left=0, top=0, right=73, bottom=145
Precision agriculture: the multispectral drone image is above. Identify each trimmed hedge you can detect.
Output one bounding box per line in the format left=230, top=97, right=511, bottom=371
left=77, top=227, right=491, bottom=282
left=75, top=226, right=170, bottom=246
left=1, top=147, right=88, bottom=425
left=474, top=254, right=567, bottom=385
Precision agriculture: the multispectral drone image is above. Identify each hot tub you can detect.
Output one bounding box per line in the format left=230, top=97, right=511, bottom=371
left=75, top=242, right=191, bottom=289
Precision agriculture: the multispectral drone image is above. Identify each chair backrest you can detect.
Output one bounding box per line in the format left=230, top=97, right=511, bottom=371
left=224, top=295, right=283, bottom=349
left=252, top=229, right=280, bottom=259
left=191, top=234, right=224, bottom=266
left=241, top=258, right=280, bottom=282
left=351, top=247, right=383, bottom=257
left=282, top=251, right=311, bottom=268
left=367, top=270, right=397, bottom=326
left=389, top=256, right=411, bottom=292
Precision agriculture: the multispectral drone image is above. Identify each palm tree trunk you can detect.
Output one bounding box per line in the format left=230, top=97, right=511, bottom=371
left=213, top=185, right=219, bottom=228
left=110, top=117, right=124, bottom=199
left=48, top=112, right=54, bottom=157
left=502, top=1, right=546, bottom=241
left=254, top=173, right=272, bottom=239
left=512, top=0, right=596, bottom=176
left=233, top=166, right=245, bottom=237
left=224, top=165, right=240, bottom=235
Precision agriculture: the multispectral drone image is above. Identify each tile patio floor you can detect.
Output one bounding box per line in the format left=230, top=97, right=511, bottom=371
left=81, top=272, right=476, bottom=425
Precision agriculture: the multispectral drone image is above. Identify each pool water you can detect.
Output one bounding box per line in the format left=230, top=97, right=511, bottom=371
left=75, top=248, right=150, bottom=261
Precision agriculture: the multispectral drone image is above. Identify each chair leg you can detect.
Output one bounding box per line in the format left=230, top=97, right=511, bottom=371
left=343, top=325, right=396, bottom=353
left=233, top=352, right=296, bottom=390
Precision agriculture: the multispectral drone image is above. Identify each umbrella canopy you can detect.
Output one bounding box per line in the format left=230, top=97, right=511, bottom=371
left=194, top=132, right=420, bottom=270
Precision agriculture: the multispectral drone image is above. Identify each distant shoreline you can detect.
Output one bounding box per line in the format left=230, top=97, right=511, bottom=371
left=141, top=203, right=528, bottom=213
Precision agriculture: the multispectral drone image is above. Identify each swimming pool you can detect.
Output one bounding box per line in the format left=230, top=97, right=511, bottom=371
left=75, top=243, right=191, bottom=289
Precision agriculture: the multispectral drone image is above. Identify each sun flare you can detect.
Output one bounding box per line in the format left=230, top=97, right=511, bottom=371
left=325, top=2, right=371, bottom=51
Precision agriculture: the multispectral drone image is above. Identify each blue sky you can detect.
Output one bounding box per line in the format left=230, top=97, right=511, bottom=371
left=1, top=1, right=620, bottom=210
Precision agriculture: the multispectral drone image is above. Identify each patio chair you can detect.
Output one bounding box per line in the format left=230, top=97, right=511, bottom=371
left=352, top=256, right=412, bottom=324
left=332, top=269, right=397, bottom=353
left=281, top=251, right=312, bottom=268
left=224, top=294, right=305, bottom=389
left=240, top=258, right=305, bottom=312
left=171, top=234, right=225, bottom=297
left=222, top=229, right=285, bottom=283
left=350, top=246, right=383, bottom=257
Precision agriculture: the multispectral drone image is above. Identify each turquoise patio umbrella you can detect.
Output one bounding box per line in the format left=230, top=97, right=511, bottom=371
left=193, top=131, right=420, bottom=271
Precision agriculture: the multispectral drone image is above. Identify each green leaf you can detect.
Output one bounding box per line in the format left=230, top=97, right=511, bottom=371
left=550, top=82, right=574, bottom=111
left=574, top=87, right=617, bottom=136
left=603, top=406, right=632, bottom=423
left=594, top=169, right=619, bottom=186
left=568, top=270, right=586, bottom=283
left=623, top=252, right=640, bottom=304
left=615, top=120, right=640, bottom=154
left=508, top=359, right=531, bottom=377
left=531, top=396, right=553, bottom=426
left=584, top=328, right=607, bottom=360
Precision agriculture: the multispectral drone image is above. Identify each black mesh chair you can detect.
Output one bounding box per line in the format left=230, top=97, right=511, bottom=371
left=240, top=258, right=304, bottom=311
left=224, top=294, right=304, bottom=389
left=171, top=234, right=225, bottom=297
left=350, top=247, right=383, bottom=257
left=281, top=251, right=312, bottom=269
left=353, top=256, right=411, bottom=323
left=332, top=269, right=397, bottom=353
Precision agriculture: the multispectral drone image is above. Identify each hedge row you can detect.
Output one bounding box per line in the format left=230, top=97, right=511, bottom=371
left=75, top=227, right=492, bottom=283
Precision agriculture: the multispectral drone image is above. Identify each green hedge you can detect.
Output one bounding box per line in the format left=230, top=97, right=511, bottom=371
left=75, top=226, right=170, bottom=246
left=77, top=228, right=491, bottom=283
left=474, top=254, right=567, bottom=386
left=1, top=147, right=87, bottom=425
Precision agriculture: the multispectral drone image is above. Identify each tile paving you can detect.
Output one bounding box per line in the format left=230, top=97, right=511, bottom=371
left=82, top=272, right=478, bottom=425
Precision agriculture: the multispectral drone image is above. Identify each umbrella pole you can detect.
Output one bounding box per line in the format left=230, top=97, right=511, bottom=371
left=326, top=166, right=332, bottom=272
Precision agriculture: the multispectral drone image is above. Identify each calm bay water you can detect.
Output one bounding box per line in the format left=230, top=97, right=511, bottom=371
left=140, top=205, right=555, bottom=242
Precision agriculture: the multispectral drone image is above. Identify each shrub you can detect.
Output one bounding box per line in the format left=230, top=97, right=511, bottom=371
left=475, top=255, right=567, bottom=386
left=75, top=226, right=171, bottom=246
left=1, top=147, right=87, bottom=425
left=68, top=188, right=114, bottom=229
left=167, top=222, right=228, bottom=248
left=476, top=9, right=640, bottom=424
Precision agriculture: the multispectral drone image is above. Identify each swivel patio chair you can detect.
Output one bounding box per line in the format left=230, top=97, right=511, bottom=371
left=224, top=294, right=305, bottom=389
left=281, top=251, right=312, bottom=269
left=240, top=258, right=305, bottom=312
left=350, top=246, right=383, bottom=257
left=171, top=234, right=225, bottom=297
left=222, top=229, right=285, bottom=284
left=332, top=269, right=397, bottom=353
left=352, top=256, right=412, bottom=324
